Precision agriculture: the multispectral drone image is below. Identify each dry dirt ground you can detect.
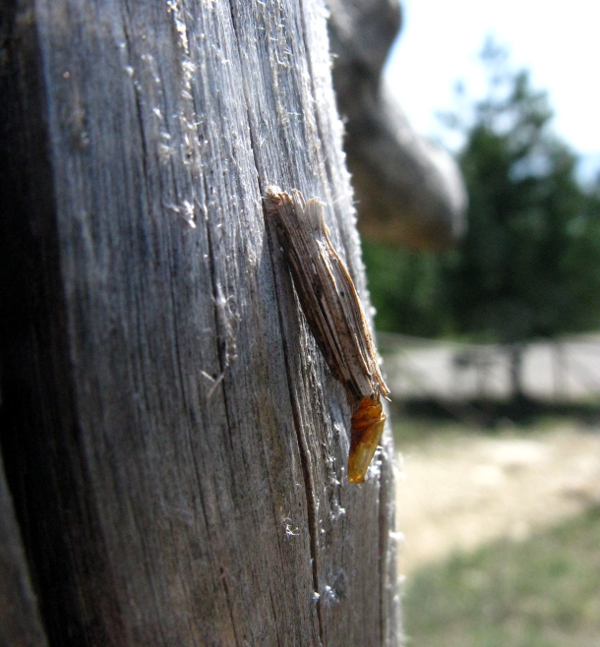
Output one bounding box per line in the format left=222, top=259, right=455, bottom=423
left=395, top=424, right=600, bottom=574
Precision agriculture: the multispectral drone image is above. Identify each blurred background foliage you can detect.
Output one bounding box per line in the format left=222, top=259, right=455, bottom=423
left=364, top=40, right=600, bottom=345
left=377, top=40, right=600, bottom=647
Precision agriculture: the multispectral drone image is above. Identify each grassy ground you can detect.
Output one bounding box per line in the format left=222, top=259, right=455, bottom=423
left=393, top=406, right=600, bottom=647
left=403, top=508, right=600, bottom=647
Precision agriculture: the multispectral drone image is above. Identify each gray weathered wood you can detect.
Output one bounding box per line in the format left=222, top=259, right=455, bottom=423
left=0, top=0, right=400, bottom=645
left=0, top=455, right=49, bottom=647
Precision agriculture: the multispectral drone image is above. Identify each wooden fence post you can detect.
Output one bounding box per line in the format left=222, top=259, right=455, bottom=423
left=0, top=0, right=400, bottom=644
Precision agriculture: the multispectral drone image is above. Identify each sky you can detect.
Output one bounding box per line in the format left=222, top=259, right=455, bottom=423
left=384, top=0, right=600, bottom=180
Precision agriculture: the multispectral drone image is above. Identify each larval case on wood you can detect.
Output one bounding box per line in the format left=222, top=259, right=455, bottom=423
left=265, top=187, right=390, bottom=484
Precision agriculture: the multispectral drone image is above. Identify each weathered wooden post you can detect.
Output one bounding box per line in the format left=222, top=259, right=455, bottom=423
left=0, top=0, right=400, bottom=644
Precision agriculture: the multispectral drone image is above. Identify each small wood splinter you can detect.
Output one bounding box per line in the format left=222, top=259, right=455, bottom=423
left=264, top=186, right=390, bottom=484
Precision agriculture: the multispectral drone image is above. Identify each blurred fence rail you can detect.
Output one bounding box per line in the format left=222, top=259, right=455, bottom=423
left=377, top=332, right=600, bottom=403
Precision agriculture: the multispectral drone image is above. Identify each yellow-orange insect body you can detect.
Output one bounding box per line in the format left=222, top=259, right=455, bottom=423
left=348, top=397, right=386, bottom=484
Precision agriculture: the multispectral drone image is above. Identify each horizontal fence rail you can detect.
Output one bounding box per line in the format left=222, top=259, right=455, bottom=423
left=377, top=332, right=600, bottom=403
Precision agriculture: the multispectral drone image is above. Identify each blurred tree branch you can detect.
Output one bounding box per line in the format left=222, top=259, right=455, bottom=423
left=328, top=0, right=467, bottom=250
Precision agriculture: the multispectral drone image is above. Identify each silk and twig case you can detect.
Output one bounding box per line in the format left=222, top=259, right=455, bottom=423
left=265, top=187, right=390, bottom=483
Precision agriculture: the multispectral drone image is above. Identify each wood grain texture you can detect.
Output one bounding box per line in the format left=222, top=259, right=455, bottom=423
left=0, top=0, right=400, bottom=645
left=0, top=455, right=49, bottom=647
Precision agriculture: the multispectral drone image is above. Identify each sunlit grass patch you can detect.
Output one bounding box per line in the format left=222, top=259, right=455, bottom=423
left=403, top=507, right=600, bottom=647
